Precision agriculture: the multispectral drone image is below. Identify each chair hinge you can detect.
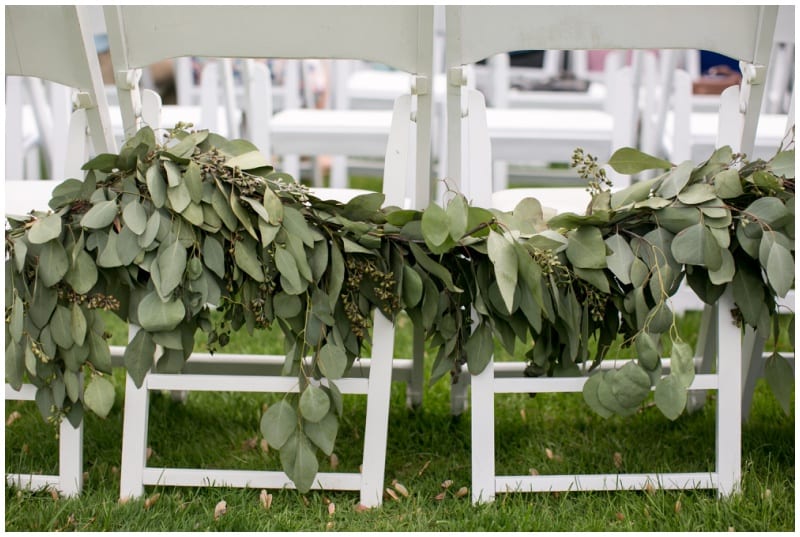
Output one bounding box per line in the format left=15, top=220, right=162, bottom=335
left=73, top=92, right=95, bottom=110
left=738, top=61, right=767, bottom=113
left=411, top=74, right=430, bottom=96
left=448, top=66, right=467, bottom=87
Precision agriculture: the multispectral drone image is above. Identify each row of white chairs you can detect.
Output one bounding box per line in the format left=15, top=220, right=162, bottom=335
left=5, top=5, right=794, bottom=508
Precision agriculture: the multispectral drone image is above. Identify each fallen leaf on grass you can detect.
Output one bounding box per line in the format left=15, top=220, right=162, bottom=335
left=6, top=411, right=22, bottom=426
left=326, top=521, right=334, bottom=530
left=259, top=489, right=272, bottom=510
left=146, top=447, right=154, bottom=460
left=613, top=452, right=623, bottom=469
left=385, top=488, right=399, bottom=501
left=214, top=500, right=227, bottom=520
left=417, top=460, right=431, bottom=476
left=644, top=482, right=656, bottom=495
left=434, top=492, right=446, bottom=501
left=48, top=487, right=59, bottom=501
left=144, top=493, right=160, bottom=510
left=615, top=512, right=625, bottom=521
left=391, top=480, right=409, bottom=497
left=441, top=479, right=453, bottom=489
left=329, top=453, right=339, bottom=470
left=520, top=408, right=527, bottom=422
left=354, top=503, right=370, bottom=513
left=674, top=500, right=682, bottom=514
left=260, top=439, right=269, bottom=453
left=455, top=487, right=469, bottom=498
left=328, top=503, right=336, bottom=517
left=241, top=436, right=258, bottom=451
left=529, top=468, right=539, bottom=476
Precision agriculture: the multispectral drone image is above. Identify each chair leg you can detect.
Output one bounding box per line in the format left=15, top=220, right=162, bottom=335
left=687, top=304, right=717, bottom=413
left=359, top=313, right=395, bottom=507
left=470, top=358, right=495, bottom=504
left=329, top=155, right=348, bottom=189
left=716, top=289, right=742, bottom=497
left=119, top=374, right=150, bottom=500
left=58, top=415, right=84, bottom=497
left=282, top=154, right=301, bottom=181
left=450, top=370, right=469, bottom=417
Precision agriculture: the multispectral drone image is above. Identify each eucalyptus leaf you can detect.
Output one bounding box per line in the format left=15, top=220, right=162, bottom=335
left=764, top=352, right=794, bottom=414
left=80, top=200, right=118, bottom=229
left=303, top=411, right=339, bottom=456
left=607, top=147, right=672, bottom=174
left=83, top=375, right=115, bottom=418
left=137, top=292, right=186, bottom=332
left=260, top=399, right=297, bottom=449
left=654, top=375, right=687, bottom=420
left=465, top=321, right=493, bottom=375
left=157, top=239, right=188, bottom=297
left=38, top=240, right=69, bottom=287
left=487, top=231, right=518, bottom=313
left=605, top=234, right=634, bottom=285
left=566, top=226, right=607, bottom=269
left=582, top=373, right=614, bottom=418
left=318, top=343, right=347, bottom=380
left=27, top=213, right=62, bottom=244
left=446, top=194, right=469, bottom=240
left=299, top=384, right=330, bottom=423
left=765, top=243, right=794, bottom=297
left=123, top=329, right=156, bottom=388
left=421, top=202, right=450, bottom=248
left=280, top=431, right=319, bottom=494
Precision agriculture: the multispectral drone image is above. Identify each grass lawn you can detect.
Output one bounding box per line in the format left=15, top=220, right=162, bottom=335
left=4, top=308, right=794, bottom=532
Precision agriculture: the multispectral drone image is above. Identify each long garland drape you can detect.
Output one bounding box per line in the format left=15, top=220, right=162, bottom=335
left=5, top=125, right=794, bottom=491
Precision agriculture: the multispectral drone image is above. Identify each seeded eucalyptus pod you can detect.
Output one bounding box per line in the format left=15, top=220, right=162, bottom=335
left=5, top=124, right=794, bottom=492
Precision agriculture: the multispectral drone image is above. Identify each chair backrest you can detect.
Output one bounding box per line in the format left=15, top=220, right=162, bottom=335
left=103, top=5, right=435, bottom=207
left=446, top=5, right=778, bottom=194
left=5, top=5, right=117, bottom=176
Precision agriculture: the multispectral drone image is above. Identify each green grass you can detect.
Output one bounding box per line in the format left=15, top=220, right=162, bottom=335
left=5, top=312, right=794, bottom=531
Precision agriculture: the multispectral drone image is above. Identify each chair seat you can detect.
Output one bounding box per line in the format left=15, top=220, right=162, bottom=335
left=665, top=110, right=790, bottom=162
left=508, top=81, right=608, bottom=110
left=486, top=108, right=614, bottom=161
left=271, top=109, right=393, bottom=155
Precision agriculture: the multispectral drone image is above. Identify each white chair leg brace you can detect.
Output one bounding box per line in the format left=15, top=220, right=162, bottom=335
left=470, top=289, right=744, bottom=503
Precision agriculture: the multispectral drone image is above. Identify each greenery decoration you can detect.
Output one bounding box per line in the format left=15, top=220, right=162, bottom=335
left=5, top=125, right=794, bottom=492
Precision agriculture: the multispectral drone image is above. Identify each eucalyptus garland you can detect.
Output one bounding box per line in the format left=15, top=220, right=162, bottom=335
left=5, top=125, right=794, bottom=492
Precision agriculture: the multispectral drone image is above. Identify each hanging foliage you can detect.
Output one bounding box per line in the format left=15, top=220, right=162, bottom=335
left=5, top=125, right=794, bottom=492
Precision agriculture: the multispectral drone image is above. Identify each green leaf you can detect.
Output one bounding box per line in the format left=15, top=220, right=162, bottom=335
left=6, top=340, right=24, bottom=390
left=318, top=343, right=347, bottom=380
left=65, top=250, right=98, bottom=295
left=260, top=399, right=297, bottom=449
left=708, top=248, right=735, bottom=285
left=446, top=194, right=469, bottom=240
left=80, top=200, right=118, bottom=229
left=299, top=384, right=330, bottom=423
left=670, top=340, right=695, bottom=388
left=280, top=431, right=318, bottom=494
left=234, top=238, right=265, bottom=282
left=676, top=183, right=716, bottom=205
left=39, top=239, right=69, bottom=286
left=597, top=370, right=637, bottom=416
left=582, top=373, right=614, bottom=418
left=167, top=182, right=192, bottom=213
left=303, top=412, right=339, bottom=456
left=157, top=240, right=188, bottom=297
left=262, top=188, right=284, bottom=225
left=610, top=177, right=661, bottom=209
left=732, top=265, right=765, bottom=327
left=202, top=236, right=226, bottom=279
left=184, top=161, right=204, bottom=203
left=164, top=160, right=182, bottom=187
left=745, top=197, right=788, bottom=227
left=654, top=375, right=687, bottom=420
left=275, top=246, right=303, bottom=291
left=574, top=267, right=610, bottom=294
left=50, top=305, right=74, bottom=349
left=671, top=223, right=722, bottom=270
left=635, top=332, right=661, bottom=371
left=764, top=352, right=794, bottom=415
left=765, top=243, right=794, bottom=297
left=465, top=321, right=493, bottom=374
left=769, top=149, right=794, bottom=179
left=401, top=265, right=423, bottom=308
left=610, top=361, right=652, bottom=408
left=487, top=231, right=518, bottom=313
left=122, top=201, right=148, bottom=235
left=605, top=234, right=634, bottom=285
left=421, top=202, right=450, bottom=248
left=87, top=329, right=112, bottom=374
left=713, top=168, right=744, bottom=199
left=146, top=164, right=167, bottom=208
left=607, top=147, right=672, bottom=174
left=566, top=226, right=607, bottom=269
left=407, top=242, right=461, bottom=293
left=81, top=153, right=118, bottom=172
left=137, top=292, right=186, bottom=332
left=27, top=213, right=62, bottom=244
left=123, top=329, right=156, bottom=388
left=226, top=150, right=272, bottom=170
left=83, top=375, right=115, bottom=418
left=655, top=160, right=693, bottom=199
left=10, top=294, right=23, bottom=343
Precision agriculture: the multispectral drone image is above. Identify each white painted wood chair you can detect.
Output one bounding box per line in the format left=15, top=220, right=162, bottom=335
left=445, top=5, right=779, bottom=503
left=5, top=5, right=118, bottom=497
left=103, top=5, right=434, bottom=507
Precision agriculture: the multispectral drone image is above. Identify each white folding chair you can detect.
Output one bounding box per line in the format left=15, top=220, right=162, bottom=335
left=104, top=5, right=433, bottom=506
left=5, top=5, right=118, bottom=497
left=445, top=5, right=778, bottom=503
